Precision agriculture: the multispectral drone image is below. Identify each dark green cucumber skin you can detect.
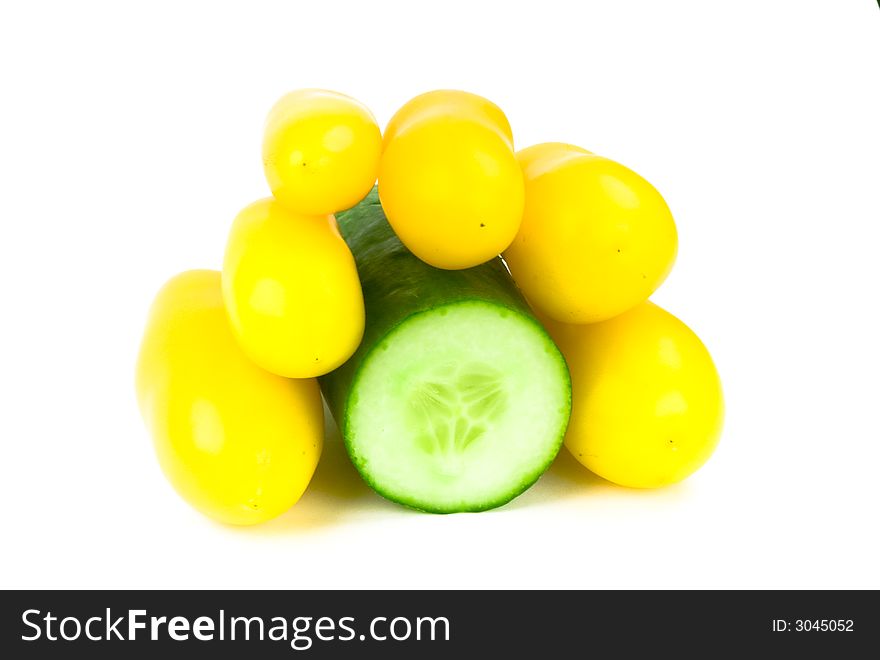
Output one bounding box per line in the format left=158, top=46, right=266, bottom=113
left=318, top=187, right=570, bottom=512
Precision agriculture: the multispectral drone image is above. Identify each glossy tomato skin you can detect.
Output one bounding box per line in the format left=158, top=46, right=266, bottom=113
left=542, top=302, right=723, bottom=488
left=505, top=148, right=677, bottom=324
left=222, top=199, right=364, bottom=379
left=263, top=89, right=381, bottom=215
left=383, top=89, right=513, bottom=148
left=135, top=270, right=323, bottom=525
left=515, top=141, right=592, bottom=178
left=379, top=114, right=524, bottom=270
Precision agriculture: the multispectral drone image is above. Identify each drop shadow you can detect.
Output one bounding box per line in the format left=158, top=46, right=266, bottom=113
left=504, top=447, right=691, bottom=511
left=506, top=448, right=614, bottom=508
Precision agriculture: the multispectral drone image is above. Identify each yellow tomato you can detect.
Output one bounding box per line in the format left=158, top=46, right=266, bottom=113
left=263, top=89, right=381, bottom=214
left=222, top=199, right=364, bottom=378
left=383, top=89, right=513, bottom=148
left=504, top=148, right=677, bottom=323
left=543, top=302, right=723, bottom=488
left=378, top=115, right=524, bottom=269
left=135, top=270, right=323, bottom=525
left=515, top=142, right=592, bottom=178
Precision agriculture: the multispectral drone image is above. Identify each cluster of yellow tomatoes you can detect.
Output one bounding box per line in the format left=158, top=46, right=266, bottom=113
left=263, top=88, right=723, bottom=491
left=137, top=88, right=723, bottom=525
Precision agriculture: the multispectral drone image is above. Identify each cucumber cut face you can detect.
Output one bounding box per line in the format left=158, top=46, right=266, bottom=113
left=345, top=301, right=570, bottom=513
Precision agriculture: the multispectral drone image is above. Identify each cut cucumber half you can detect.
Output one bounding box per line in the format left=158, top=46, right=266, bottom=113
left=320, top=189, right=571, bottom=513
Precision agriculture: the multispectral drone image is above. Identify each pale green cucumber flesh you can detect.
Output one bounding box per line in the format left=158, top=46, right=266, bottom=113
left=345, top=301, right=569, bottom=513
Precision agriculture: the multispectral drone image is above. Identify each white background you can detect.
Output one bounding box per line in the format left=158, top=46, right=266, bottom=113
left=1, top=0, right=878, bottom=589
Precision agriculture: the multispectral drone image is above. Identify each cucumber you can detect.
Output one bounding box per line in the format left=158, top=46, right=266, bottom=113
left=320, top=189, right=571, bottom=513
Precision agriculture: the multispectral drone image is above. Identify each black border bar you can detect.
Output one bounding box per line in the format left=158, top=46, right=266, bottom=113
left=1, top=589, right=875, bottom=657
